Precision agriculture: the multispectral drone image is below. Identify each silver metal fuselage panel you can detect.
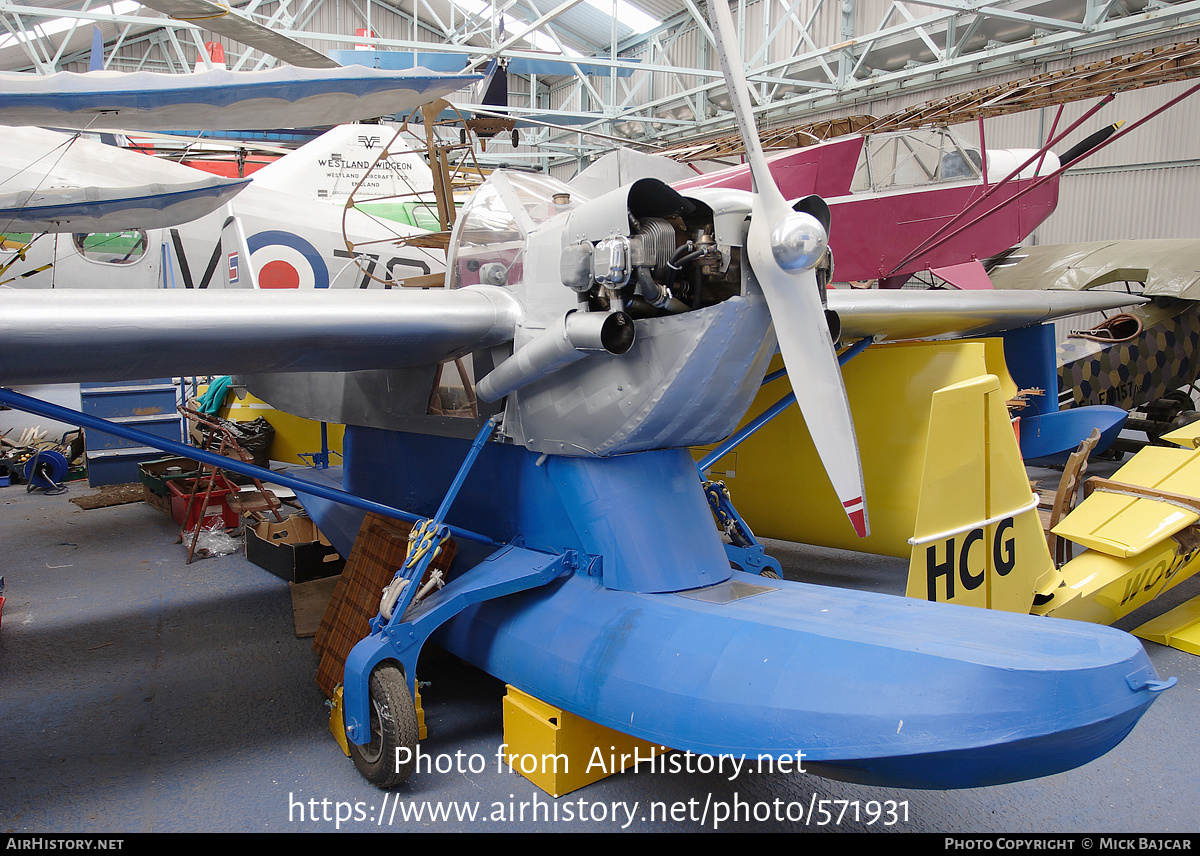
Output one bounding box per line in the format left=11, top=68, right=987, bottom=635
left=505, top=295, right=774, bottom=456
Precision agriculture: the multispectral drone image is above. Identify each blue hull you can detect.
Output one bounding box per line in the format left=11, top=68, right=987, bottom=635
left=433, top=568, right=1158, bottom=789
left=329, top=426, right=1167, bottom=790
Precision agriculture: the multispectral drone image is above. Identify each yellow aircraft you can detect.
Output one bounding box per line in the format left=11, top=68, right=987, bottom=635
left=696, top=334, right=1200, bottom=652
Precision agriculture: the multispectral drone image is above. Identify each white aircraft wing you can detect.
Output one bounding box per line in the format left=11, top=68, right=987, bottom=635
left=0, top=66, right=480, bottom=132
left=0, top=282, right=1144, bottom=389
left=0, top=175, right=249, bottom=232
left=0, top=126, right=258, bottom=231
left=0, top=287, right=520, bottom=386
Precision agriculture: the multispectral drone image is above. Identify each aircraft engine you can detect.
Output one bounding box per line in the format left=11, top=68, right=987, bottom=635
left=556, top=179, right=742, bottom=321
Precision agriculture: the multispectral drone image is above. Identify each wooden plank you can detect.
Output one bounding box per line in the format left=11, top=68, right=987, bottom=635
left=289, top=575, right=342, bottom=639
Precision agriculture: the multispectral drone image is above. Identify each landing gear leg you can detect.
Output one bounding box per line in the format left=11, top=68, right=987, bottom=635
left=348, top=664, right=419, bottom=788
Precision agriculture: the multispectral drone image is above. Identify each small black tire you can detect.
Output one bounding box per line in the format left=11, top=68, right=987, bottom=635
left=348, top=663, right=420, bottom=789
left=1164, top=390, right=1195, bottom=411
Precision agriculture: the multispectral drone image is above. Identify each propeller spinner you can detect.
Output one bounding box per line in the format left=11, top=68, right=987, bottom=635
left=706, top=0, right=869, bottom=537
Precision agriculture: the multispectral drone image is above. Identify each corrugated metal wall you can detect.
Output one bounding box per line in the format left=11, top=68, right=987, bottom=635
left=777, top=37, right=1200, bottom=245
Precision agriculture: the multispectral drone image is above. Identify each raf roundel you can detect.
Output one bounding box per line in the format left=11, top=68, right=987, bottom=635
left=247, top=230, right=330, bottom=289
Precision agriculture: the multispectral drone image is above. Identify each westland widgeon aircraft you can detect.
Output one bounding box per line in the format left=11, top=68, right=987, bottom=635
left=0, top=2, right=1178, bottom=791
left=0, top=122, right=450, bottom=293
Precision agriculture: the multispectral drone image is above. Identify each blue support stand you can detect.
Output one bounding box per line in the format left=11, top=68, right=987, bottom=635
left=702, top=479, right=783, bottom=577
left=342, top=417, right=574, bottom=745
left=341, top=545, right=571, bottom=745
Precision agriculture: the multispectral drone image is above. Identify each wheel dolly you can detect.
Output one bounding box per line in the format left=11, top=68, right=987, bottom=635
left=335, top=417, right=573, bottom=787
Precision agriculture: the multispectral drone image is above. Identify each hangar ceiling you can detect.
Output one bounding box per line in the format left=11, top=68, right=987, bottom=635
left=3, top=0, right=1200, bottom=168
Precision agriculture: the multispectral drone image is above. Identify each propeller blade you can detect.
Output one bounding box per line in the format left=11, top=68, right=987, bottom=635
left=706, top=0, right=868, bottom=537
left=1058, top=121, right=1124, bottom=168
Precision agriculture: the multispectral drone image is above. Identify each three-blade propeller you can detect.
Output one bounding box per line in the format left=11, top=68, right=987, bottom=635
left=706, top=0, right=868, bottom=537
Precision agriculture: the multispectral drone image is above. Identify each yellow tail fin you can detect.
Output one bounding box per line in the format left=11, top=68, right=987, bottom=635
left=906, top=374, right=1058, bottom=613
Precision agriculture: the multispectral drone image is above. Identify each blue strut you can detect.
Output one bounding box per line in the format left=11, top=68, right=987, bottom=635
left=697, top=337, right=872, bottom=576
left=0, top=386, right=499, bottom=548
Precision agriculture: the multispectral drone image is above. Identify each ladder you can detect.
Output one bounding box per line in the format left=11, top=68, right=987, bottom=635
left=178, top=405, right=284, bottom=563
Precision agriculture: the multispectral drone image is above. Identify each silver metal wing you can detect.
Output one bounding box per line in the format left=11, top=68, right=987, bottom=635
left=0, top=288, right=519, bottom=386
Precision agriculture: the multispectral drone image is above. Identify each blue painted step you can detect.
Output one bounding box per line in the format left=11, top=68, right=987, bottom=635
left=80, top=379, right=181, bottom=486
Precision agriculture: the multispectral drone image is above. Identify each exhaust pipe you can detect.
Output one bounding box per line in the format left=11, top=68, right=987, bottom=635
left=476, top=310, right=634, bottom=402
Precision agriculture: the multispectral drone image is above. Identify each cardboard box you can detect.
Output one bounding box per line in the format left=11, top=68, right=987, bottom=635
left=247, top=514, right=345, bottom=583
left=141, top=483, right=171, bottom=516
left=138, top=456, right=201, bottom=497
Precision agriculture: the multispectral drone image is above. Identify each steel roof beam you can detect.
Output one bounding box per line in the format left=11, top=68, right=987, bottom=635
left=594, top=0, right=1200, bottom=142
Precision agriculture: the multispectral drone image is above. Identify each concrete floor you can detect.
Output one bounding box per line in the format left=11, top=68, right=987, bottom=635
left=2, top=482, right=1199, bottom=833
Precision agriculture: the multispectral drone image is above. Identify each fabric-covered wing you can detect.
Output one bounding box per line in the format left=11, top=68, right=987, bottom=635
left=830, top=288, right=1148, bottom=343
left=987, top=240, right=1200, bottom=301
left=0, top=175, right=250, bottom=232
left=0, top=66, right=480, bottom=132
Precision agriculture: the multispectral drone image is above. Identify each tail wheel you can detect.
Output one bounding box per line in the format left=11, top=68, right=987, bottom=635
left=1167, top=410, right=1200, bottom=437
left=348, top=664, right=419, bottom=788
left=1147, top=392, right=1195, bottom=440
left=1163, top=390, right=1195, bottom=411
